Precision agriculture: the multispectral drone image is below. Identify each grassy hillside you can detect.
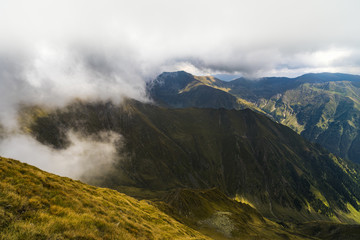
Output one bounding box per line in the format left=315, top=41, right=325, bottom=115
left=156, top=188, right=313, bottom=240
left=6, top=156, right=359, bottom=239
left=0, top=156, right=209, bottom=240
left=19, top=100, right=360, bottom=224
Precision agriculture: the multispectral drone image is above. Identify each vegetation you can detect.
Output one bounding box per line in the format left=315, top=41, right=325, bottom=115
left=156, top=188, right=311, bottom=239
left=4, top=156, right=360, bottom=239
left=0, top=156, right=209, bottom=240
left=257, top=81, right=360, bottom=164
left=19, top=99, right=360, bottom=224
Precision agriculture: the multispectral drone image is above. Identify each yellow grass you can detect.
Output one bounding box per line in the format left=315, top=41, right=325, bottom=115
left=0, top=156, right=209, bottom=240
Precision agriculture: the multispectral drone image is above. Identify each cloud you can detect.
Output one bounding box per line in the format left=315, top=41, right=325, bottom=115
left=1, top=0, right=360, bottom=80
left=0, top=130, right=122, bottom=182
left=0, top=43, right=150, bottom=128
left=1, top=0, right=360, bottom=177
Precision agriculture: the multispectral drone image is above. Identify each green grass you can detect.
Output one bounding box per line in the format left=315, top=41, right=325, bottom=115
left=0, top=156, right=209, bottom=240
left=255, top=81, right=360, bottom=163
left=156, top=188, right=312, bottom=240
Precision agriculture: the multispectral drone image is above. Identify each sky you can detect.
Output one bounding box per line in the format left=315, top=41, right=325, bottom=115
left=1, top=0, right=360, bottom=79
left=1, top=0, right=360, bottom=178
left=1, top=0, right=360, bottom=122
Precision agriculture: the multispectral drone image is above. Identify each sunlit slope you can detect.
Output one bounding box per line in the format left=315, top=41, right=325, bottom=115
left=148, top=71, right=360, bottom=164
left=147, top=71, right=265, bottom=113
left=157, top=188, right=313, bottom=240
left=257, top=80, right=360, bottom=164
left=22, top=100, right=360, bottom=224
left=0, top=156, right=209, bottom=240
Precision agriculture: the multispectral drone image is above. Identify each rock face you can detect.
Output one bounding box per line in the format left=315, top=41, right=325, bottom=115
left=148, top=71, right=360, bottom=164
left=22, top=99, right=360, bottom=223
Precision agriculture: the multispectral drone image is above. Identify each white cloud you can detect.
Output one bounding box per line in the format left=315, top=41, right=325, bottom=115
left=1, top=0, right=360, bottom=77
left=0, top=0, right=359, bottom=125
left=0, top=131, right=122, bottom=181
left=291, top=48, right=352, bottom=68
left=0, top=0, right=359, bottom=122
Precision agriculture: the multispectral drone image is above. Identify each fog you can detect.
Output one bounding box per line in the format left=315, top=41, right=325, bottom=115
left=0, top=130, right=122, bottom=181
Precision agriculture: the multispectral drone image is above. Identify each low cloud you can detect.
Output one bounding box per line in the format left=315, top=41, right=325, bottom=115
left=0, top=130, right=122, bottom=182
left=0, top=44, right=149, bottom=128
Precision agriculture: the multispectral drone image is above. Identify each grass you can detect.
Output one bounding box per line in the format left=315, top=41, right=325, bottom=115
left=310, top=186, right=330, bottom=208
left=157, top=188, right=314, bottom=240
left=0, top=156, right=209, bottom=240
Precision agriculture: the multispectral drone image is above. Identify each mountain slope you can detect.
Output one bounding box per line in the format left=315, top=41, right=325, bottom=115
left=147, top=71, right=264, bottom=112
left=148, top=71, right=360, bottom=163
left=257, top=80, right=360, bottom=164
left=20, top=100, right=360, bottom=224
left=156, top=188, right=314, bottom=240
left=0, top=156, right=209, bottom=240
left=6, top=156, right=357, bottom=239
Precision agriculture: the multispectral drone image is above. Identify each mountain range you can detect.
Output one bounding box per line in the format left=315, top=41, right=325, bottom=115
left=3, top=71, right=360, bottom=239
left=148, top=71, right=360, bottom=164
left=11, top=98, right=360, bottom=235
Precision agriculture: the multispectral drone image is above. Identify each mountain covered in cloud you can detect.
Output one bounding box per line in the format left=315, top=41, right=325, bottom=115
left=148, top=71, right=360, bottom=164
left=16, top=99, right=360, bottom=225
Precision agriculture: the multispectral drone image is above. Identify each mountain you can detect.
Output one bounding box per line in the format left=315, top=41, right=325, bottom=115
left=0, top=156, right=209, bottom=240
left=19, top=100, right=360, bottom=226
left=148, top=71, right=360, bottom=164
left=7, top=156, right=360, bottom=239
left=147, top=71, right=265, bottom=113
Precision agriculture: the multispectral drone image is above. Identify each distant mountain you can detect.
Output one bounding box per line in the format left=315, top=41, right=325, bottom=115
left=148, top=71, right=360, bottom=164
left=147, top=71, right=265, bottom=114
left=20, top=100, right=360, bottom=225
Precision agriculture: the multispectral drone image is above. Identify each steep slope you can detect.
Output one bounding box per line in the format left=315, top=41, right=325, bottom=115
left=0, top=156, right=209, bottom=240
left=20, top=100, right=360, bottom=224
left=257, top=81, right=360, bottom=164
left=148, top=71, right=360, bottom=163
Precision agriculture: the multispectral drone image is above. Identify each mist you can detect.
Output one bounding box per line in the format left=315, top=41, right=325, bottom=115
left=0, top=130, right=122, bottom=182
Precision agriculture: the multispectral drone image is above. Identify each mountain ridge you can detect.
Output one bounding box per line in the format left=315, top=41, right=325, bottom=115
left=18, top=99, right=360, bottom=224
left=148, top=71, right=360, bottom=163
